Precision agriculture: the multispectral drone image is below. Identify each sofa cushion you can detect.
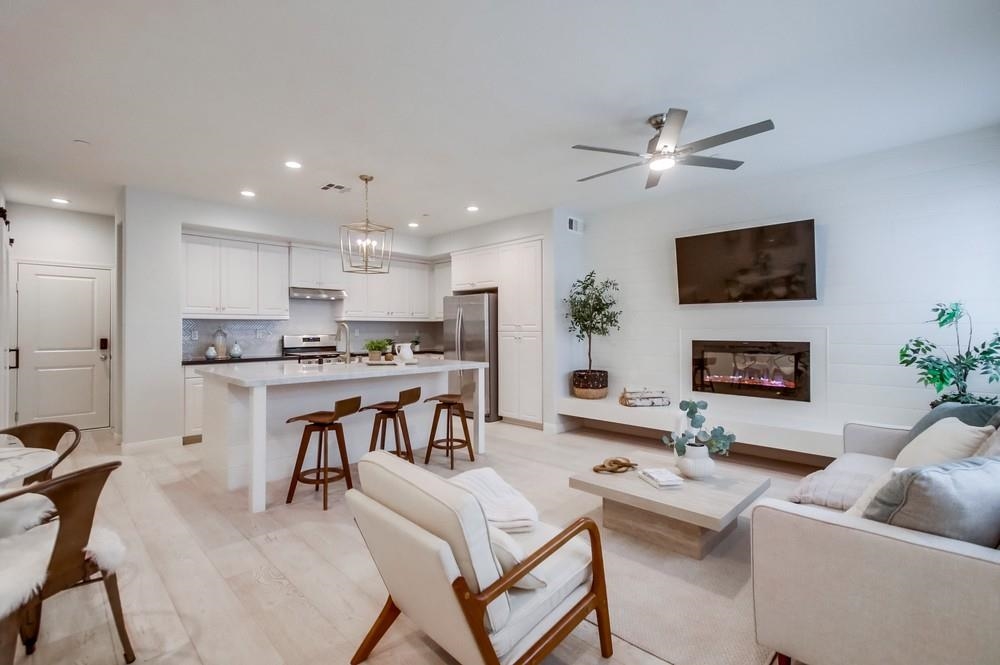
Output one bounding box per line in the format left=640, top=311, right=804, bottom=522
left=975, top=427, right=1000, bottom=457
left=863, top=456, right=1000, bottom=548
left=845, top=468, right=903, bottom=516
left=827, top=452, right=896, bottom=475
left=789, top=468, right=880, bottom=511
left=895, top=417, right=994, bottom=468
left=488, top=526, right=546, bottom=590
left=357, top=451, right=510, bottom=631
left=905, top=403, right=998, bottom=443
left=489, top=521, right=592, bottom=657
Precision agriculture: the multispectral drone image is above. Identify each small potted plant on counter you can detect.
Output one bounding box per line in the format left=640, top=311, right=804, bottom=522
left=411, top=334, right=422, bottom=353
left=565, top=270, right=622, bottom=399
left=661, top=400, right=735, bottom=479
left=364, top=338, right=390, bottom=362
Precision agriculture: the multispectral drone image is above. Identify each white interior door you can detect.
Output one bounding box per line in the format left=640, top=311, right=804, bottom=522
left=16, top=263, right=112, bottom=429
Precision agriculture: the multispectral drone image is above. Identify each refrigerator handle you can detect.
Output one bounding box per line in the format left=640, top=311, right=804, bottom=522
left=455, top=306, right=464, bottom=361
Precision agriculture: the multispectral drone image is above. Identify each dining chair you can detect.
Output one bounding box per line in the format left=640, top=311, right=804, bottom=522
left=0, top=422, right=81, bottom=484
left=0, top=461, right=134, bottom=664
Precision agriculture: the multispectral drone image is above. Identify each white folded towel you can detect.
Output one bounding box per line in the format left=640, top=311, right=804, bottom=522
left=449, top=467, right=538, bottom=533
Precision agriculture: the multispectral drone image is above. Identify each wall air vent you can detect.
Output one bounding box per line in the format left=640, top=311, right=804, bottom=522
left=320, top=183, right=351, bottom=193
left=567, top=216, right=584, bottom=234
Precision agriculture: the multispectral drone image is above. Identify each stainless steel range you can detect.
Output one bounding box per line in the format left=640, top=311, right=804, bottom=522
left=282, top=334, right=343, bottom=364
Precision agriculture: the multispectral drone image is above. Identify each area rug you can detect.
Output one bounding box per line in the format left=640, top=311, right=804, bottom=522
left=583, top=511, right=772, bottom=665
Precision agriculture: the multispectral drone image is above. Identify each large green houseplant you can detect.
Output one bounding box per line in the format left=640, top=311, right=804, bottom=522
left=899, top=302, right=1000, bottom=406
left=564, top=271, right=622, bottom=399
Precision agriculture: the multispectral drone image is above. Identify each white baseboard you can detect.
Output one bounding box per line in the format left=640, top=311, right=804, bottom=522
left=121, top=435, right=182, bottom=454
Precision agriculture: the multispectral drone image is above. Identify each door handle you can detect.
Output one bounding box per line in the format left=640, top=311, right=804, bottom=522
left=8, top=348, right=18, bottom=369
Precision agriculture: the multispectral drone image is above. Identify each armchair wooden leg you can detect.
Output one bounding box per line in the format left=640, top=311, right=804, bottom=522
left=0, top=613, right=18, bottom=665
left=775, top=654, right=792, bottom=665
left=103, top=573, right=136, bottom=663
left=595, top=600, right=613, bottom=658
left=18, top=598, right=41, bottom=654
left=351, top=596, right=401, bottom=664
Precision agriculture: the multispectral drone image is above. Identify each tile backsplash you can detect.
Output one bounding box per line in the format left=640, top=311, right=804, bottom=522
left=182, top=301, right=443, bottom=358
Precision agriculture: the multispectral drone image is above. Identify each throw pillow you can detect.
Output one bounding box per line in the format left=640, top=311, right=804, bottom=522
left=845, top=469, right=902, bottom=517
left=863, top=456, right=1000, bottom=548
left=988, top=409, right=1000, bottom=428
left=905, top=403, right=999, bottom=443
left=894, top=417, right=994, bottom=468
left=975, top=427, right=1000, bottom=457
left=789, top=468, right=879, bottom=511
left=488, top=526, right=546, bottom=590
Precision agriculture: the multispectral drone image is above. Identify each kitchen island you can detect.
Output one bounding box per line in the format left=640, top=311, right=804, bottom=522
left=196, top=358, right=488, bottom=512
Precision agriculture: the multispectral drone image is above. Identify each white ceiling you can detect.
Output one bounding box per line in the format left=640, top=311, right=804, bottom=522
left=1, top=1, right=999, bottom=235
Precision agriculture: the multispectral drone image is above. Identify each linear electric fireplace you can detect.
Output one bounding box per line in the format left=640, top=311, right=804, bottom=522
left=692, top=340, right=811, bottom=402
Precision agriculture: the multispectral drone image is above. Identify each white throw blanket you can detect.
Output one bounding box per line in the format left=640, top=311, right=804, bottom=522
left=449, top=467, right=538, bottom=533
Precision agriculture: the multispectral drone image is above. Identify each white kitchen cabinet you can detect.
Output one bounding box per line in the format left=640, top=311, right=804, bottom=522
left=182, top=235, right=222, bottom=315
left=182, top=234, right=289, bottom=319
left=365, top=272, right=392, bottom=317
left=407, top=262, right=431, bottom=318
left=289, top=246, right=322, bottom=288
left=342, top=270, right=369, bottom=317
left=498, top=331, right=542, bottom=423
left=498, top=239, right=542, bottom=331
left=319, top=251, right=347, bottom=289
left=184, top=375, right=204, bottom=437
left=431, top=262, right=451, bottom=320
left=257, top=243, right=290, bottom=317
left=451, top=246, right=499, bottom=291
left=388, top=265, right=409, bottom=317
left=219, top=239, right=258, bottom=316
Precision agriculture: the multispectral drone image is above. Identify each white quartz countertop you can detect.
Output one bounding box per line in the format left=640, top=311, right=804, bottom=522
left=195, top=358, right=487, bottom=388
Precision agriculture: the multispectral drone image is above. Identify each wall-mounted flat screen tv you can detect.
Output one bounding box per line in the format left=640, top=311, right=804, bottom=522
left=675, top=219, right=816, bottom=304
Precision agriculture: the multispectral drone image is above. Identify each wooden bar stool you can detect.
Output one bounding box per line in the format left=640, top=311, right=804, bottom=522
left=285, top=395, right=361, bottom=510
left=361, top=387, right=421, bottom=464
left=423, top=394, right=475, bottom=470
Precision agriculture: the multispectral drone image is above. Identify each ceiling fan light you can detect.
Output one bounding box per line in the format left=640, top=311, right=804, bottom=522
left=649, top=157, right=676, bottom=171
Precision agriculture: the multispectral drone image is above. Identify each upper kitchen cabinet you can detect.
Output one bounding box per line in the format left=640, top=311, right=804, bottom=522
left=338, top=259, right=433, bottom=321
left=498, top=239, right=542, bottom=331
left=181, top=234, right=289, bottom=319
left=430, top=261, right=451, bottom=320
left=451, top=246, right=499, bottom=291
left=289, top=246, right=347, bottom=289
left=257, top=243, right=290, bottom=317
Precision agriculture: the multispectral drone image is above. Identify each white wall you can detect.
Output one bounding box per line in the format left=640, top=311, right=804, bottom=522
left=7, top=203, right=115, bottom=266
left=577, top=125, right=1000, bottom=446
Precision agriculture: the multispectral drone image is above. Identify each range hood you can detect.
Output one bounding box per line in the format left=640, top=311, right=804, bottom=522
left=288, top=287, right=348, bottom=301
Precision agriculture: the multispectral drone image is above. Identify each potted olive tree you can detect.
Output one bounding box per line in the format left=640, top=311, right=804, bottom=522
left=565, top=271, right=622, bottom=399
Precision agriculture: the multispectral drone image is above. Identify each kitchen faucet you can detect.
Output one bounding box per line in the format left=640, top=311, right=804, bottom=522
left=336, top=321, right=351, bottom=363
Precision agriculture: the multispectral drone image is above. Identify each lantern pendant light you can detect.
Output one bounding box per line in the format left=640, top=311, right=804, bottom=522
left=340, top=174, right=393, bottom=274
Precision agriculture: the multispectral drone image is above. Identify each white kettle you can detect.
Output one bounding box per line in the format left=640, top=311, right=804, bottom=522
left=394, top=342, right=414, bottom=362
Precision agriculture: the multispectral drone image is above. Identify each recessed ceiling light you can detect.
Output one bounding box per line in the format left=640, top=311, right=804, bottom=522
left=466, top=205, right=479, bottom=212
left=284, top=161, right=302, bottom=169
left=408, top=222, right=420, bottom=228
left=649, top=157, right=676, bottom=171
left=240, top=190, right=256, bottom=198
left=51, top=197, right=70, bottom=205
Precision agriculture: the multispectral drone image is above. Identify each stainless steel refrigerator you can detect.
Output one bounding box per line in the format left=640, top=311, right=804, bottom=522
left=443, top=293, right=499, bottom=422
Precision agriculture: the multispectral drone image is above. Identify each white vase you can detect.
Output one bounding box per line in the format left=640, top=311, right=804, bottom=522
left=676, top=444, right=715, bottom=480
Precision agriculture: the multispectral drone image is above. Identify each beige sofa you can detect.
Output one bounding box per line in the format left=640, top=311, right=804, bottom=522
left=752, top=423, right=1000, bottom=665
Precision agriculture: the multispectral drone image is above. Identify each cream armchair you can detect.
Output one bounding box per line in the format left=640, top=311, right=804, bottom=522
left=752, top=422, right=1000, bottom=665
left=346, top=451, right=612, bottom=665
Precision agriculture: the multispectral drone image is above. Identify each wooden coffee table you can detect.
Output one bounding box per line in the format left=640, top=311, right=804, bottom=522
left=569, top=453, right=770, bottom=559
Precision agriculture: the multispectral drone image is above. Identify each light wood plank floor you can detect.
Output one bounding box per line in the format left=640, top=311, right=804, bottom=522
left=14, top=421, right=809, bottom=665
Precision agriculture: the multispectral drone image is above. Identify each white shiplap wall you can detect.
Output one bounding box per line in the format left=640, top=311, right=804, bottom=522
left=580, top=125, right=1000, bottom=443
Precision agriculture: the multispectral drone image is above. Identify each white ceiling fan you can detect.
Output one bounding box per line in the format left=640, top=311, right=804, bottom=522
left=573, top=109, right=775, bottom=189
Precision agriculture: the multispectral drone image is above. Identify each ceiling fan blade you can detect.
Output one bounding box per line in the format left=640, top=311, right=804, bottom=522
left=678, top=119, right=775, bottom=155
left=572, top=144, right=644, bottom=158
left=678, top=155, right=744, bottom=170
left=650, top=108, right=688, bottom=154
left=645, top=169, right=662, bottom=189
left=577, top=161, right=647, bottom=182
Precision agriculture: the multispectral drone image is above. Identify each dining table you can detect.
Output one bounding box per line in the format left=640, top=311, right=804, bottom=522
left=0, top=436, right=59, bottom=488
